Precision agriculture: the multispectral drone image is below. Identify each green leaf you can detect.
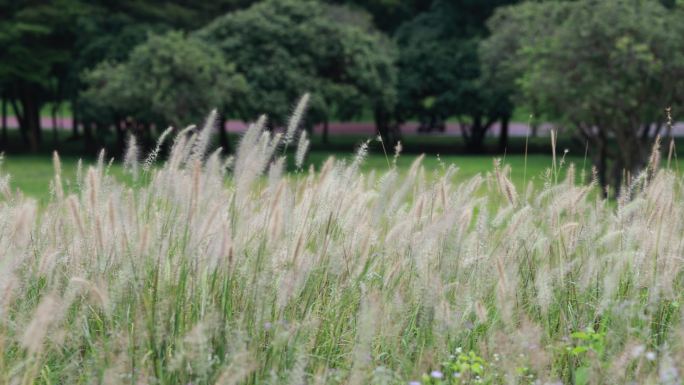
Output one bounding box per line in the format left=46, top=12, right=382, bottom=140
left=575, top=366, right=590, bottom=385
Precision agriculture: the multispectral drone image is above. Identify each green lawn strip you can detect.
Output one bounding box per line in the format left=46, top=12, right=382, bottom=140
left=0, top=152, right=587, bottom=202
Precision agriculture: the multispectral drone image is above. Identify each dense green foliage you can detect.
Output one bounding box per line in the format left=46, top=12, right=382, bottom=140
left=80, top=32, right=246, bottom=150
left=0, top=0, right=83, bottom=151
left=0, top=0, right=519, bottom=154
left=196, top=0, right=398, bottom=142
left=482, top=0, right=684, bottom=189
left=395, top=0, right=517, bottom=152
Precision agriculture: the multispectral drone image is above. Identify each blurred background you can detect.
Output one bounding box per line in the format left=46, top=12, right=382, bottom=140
left=2, top=0, right=684, bottom=195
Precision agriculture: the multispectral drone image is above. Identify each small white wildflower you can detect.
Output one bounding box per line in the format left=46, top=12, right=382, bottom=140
left=646, top=351, right=657, bottom=361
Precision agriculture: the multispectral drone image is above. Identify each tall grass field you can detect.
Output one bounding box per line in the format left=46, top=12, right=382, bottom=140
left=0, top=106, right=682, bottom=385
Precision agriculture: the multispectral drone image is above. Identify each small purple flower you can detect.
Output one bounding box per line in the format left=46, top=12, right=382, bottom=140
left=430, top=370, right=444, bottom=379
left=264, top=322, right=273, bottom=330
left=409, top=382, right=421, bottom=385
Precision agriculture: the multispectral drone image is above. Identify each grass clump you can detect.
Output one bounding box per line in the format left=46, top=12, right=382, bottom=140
left=0, top=109, right=682, bottom=385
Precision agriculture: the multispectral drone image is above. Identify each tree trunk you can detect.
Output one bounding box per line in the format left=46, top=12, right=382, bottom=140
left=614, top=129, right=648, bottom=178
left=114, top=119, right=126, bottom=155
left=377, top=111, right=400, bottom=146
left=19, top=89, right=42, bottom=153
left=10, top=98, right=28, bottom=146
left=498, top=114, right=510, bottom=153
left=374, top=107, right=390, bottom=144
left=596, top=144, right=608, bottom=198
left=1, top=97, right=7, bottom=147
left=71, top=100, right=80, bottom=139
left=322, top=119, right=329, bottom=145
left=84, top=121, right=96, bottom=155
left=218, top=114, right=229, bottom=152
left=465, top=114, right=487, bottom=153
left=52, top=103, right=59, bottom=147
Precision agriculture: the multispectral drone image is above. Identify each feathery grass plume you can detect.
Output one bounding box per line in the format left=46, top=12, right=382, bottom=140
left=68, top=195, right=85, bottom=240
left=21, top=294, right=64, bottom=355
left=348, top=290, right=380, bottom=385
left=550, top=128, right=558, bottom=181
left=494, top=159, right=517, bottom=205
left=143, top=126, right=173, bottom=172
left=0, top=174, right=9, bottom=199
left=0, top=152, right=6, bottom=197
left=350, top=139, right=370, bottom=172
left=234, top=114, right=266, bottom=178
left=647, top=134, right=662, bottom=181
left=192, top=109, right=217, bottom=162
left=70, top=277, right=110, bottom=313
left=178, top=132, right=198, bottom=167
left=667, top=137, right=676, bottom=169
left=295, top=130, right=309, bottom=169
left=213, top=350, right=257, bottom=385
left=96, top=148, right=106, bottom=175
left=223, top=155, right=235, bottom=172
left=167, top=125, right=194, bottom=170
left=75, top=158, right=83, bottom=192
left=123, top=134, right=139, bottom=180
left=52, top=151, right=64, bottom=200
left=268, top=156, right=286, bottom=189
left=392, top=140, right=402, bottom=167
left=285, top=93, right=310, bottom=146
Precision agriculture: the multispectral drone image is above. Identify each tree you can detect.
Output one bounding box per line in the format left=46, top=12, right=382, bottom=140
left=483, top=0, right=684, bottom=190
left=0, top=0, right=84, bottom=152
left=394, top=0, right=517, bottom=152
left=327, top=0, right=431, bottom=33
left=196, top=0, right=398, bottom=143
left=81, top=31, right=246, bottom=153
left=71, top=0, right=258, bottom=143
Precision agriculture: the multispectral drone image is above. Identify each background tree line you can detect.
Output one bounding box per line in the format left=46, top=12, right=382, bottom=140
left=0, top=0, right=516, bottom=154
left=2, top=0, right=684, bottom=190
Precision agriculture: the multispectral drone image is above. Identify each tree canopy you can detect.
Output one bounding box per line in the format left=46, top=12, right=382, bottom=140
left=196, top=0, right=397, bottom=140
left=0, top=0, right=258, bottom=152
left=0, top=0, right=84, bottom=151
left=395, top=0, right=518, bottom=151
left=482, top=0, right=684, bottom=189
left=80, top=31, right=246, bottom=150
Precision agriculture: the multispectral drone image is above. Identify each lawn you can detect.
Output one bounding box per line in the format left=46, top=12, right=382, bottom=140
left=0, top=151, right=581, bottom=202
